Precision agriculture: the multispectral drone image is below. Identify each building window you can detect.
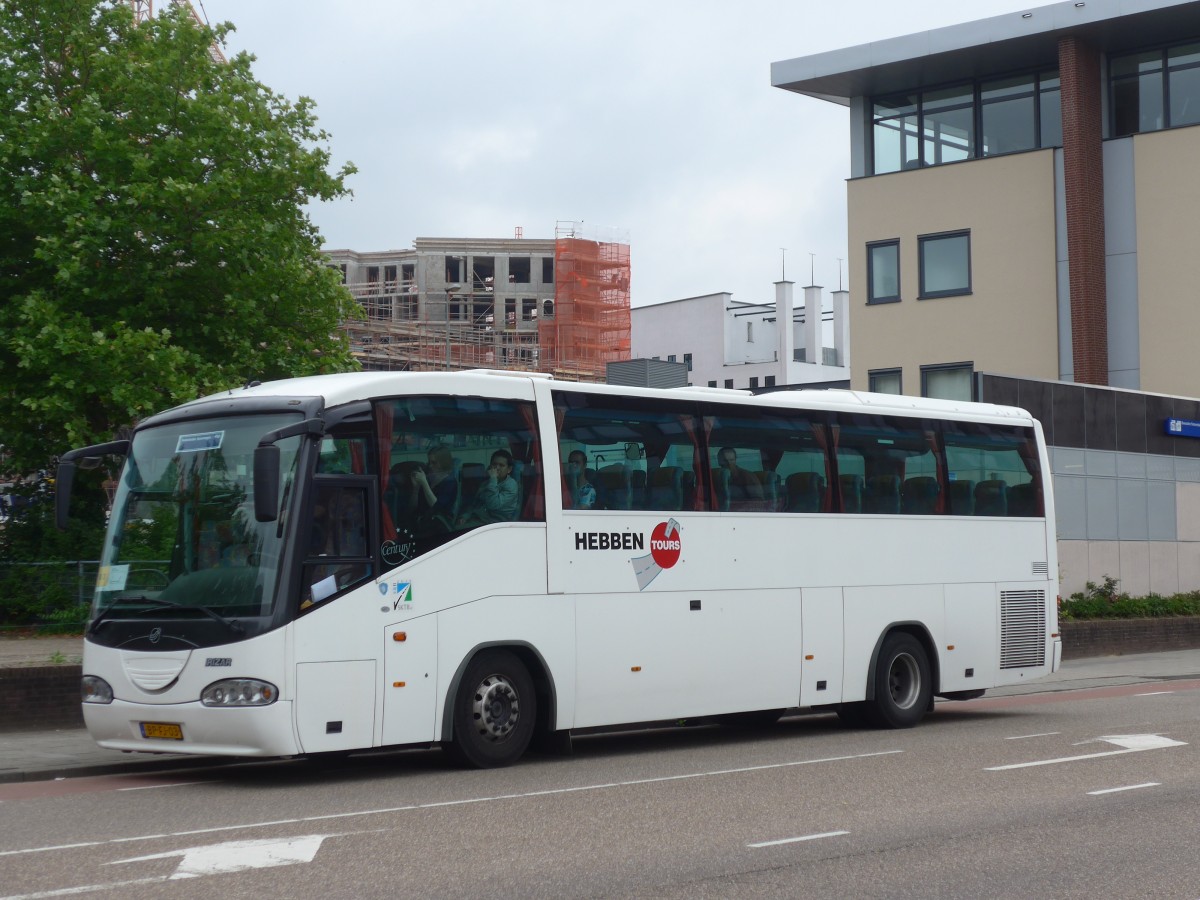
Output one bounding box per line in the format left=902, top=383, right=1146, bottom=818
left=542, top=257, right=554, bottom=284
left=922, top=363, right=974, bottom=401
left=870, top=70, right=1061, bottom=174
left=684, top=353, right=693, bottom=372
left=869, top=368, right=902, bottom=395
left=749, top=376, right=759, bottom=389
left=765, top=375, right=776, bottom=387
left=1112, top=42, right=1200, bottom=136
left=543, top=299, right=554, bottom=318
left=867, top=240, right=901, bottom=304
left=708, top=380, right=717, bottom=387
left=667, top=354, right=677, bottom=363
left=724, top=379, right=734, bottom=389
left=919, top=231, right=971, bottom=299
left=509, top=257, right=531, bottom=284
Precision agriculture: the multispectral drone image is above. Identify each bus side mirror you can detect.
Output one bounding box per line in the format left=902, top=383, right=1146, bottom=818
left=254, top=445, right=281, bottom=523
left=253, top=417, right=325, bottom=523
left=55, top=440, right=130, bottom=531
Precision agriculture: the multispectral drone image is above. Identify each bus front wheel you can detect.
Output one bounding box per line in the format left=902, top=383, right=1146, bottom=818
left=446, top=649, right=537, bottom=769
left=866, top=633, right=932, bottom=729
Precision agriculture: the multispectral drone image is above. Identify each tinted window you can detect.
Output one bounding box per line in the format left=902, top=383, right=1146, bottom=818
left=555, top=391, right=699, bottom=512
left=943, top=421, right=1044, bottom=517
left=374, top=396, right=543, bottom=570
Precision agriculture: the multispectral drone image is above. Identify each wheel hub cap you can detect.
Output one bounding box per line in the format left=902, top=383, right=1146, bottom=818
left=473, top=674, right=520, bottom=742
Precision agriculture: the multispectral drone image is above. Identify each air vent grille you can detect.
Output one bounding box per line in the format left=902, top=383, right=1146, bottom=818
left=1000, top=589, right=1046, bottom=669
left=1031, top=561, right=1049, bottom=576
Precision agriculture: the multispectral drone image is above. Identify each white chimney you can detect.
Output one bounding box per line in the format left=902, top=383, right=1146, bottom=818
left=803, top=284, right=823, bottom=367
left=832, top=289, right=849, bottom=369
left=775, top=280, right=794, bottom=378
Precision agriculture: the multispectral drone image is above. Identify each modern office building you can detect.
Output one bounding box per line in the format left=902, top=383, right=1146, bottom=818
left=772, top=0, right=1200, bottom=400
left=772, top=0, right=1200, bottom=595
left=326, top=224, right=630, bottom=381
left=631, top=281, right=850, bottom=391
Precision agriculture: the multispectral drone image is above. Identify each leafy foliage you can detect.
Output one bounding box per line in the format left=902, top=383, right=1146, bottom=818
left=0, top=0, right=359, bottom=476
left=1059, top=575, right=1200, bottom=620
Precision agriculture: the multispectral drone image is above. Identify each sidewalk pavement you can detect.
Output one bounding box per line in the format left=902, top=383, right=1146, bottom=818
left=2, top=647, right=1198, bottom=784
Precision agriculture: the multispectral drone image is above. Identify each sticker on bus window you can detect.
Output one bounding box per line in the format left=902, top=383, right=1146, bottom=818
left=97, top=564, right=129, bottom=591
left=176, top=431, right=224, bottom=453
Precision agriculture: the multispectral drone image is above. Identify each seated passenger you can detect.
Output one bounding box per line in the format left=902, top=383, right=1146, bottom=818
left=718, top=446, right=764, bottom=505
left=457, top=449, right=519, bottom=526
left=412, top=444, right=457, bottom=517
left=565, top=450, right=596, bottom=509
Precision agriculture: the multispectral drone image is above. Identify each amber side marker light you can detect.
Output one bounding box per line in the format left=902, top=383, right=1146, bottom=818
left=631, top=666, right=642, bottom=672
left=393, top=632, right=407, bottom=642
left=393, top=681, right=406, bottom=688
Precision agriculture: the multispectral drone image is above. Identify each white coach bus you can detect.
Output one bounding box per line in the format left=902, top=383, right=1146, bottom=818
left=57, top=370, right=1060, bottom=768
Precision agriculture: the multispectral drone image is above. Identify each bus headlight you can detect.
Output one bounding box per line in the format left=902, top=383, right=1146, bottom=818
left=81, top=675, right=113, bottom=704
left=201, top=679, right=278, bottom=707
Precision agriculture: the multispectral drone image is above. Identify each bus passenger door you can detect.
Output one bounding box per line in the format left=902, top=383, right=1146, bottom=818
left=799, top=587, right=843, bottom=706
left=381, top=616, right=439, bottom=747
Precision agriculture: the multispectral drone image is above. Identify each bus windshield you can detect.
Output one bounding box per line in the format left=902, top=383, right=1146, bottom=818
left=94, top=413, right=303, bottom=624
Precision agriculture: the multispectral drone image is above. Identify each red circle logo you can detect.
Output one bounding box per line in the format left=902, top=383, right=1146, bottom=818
left=649, top=522, right=681, bottom=569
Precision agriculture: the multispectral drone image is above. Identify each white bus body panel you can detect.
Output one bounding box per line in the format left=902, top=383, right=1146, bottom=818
left=799, top=587, right=844, bottom=707
left=573, top=589, right=802, bottom=728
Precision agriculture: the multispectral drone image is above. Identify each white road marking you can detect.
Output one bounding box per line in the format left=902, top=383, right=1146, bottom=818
left=108, top=834, right=331, bottom=879
left=1134, top=691, right=1175, bottom=697
left=747, top=830, right=849, bottom=848
left=987, top=733, right=1186, bottom=771
left=1088, top=782, right=1161, bottom=796
left=0, top=876, right=167, bottom=899
left=1005, top=732, right=1061, bottom=740
left=0, top=749, right=903, bottom=860
left=116, top=782, right=206, bottom=792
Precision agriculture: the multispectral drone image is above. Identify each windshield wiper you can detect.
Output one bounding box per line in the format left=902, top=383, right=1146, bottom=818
left=88, top=596, right=245, bottom=636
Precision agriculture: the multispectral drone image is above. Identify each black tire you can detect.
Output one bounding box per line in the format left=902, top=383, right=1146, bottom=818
left=445, top=649, right=537, bottom=769
left=865, top=632, right=932, bottom=729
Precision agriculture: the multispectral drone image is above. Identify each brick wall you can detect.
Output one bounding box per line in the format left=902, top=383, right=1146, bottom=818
left=0, top=666, right=83, bottom=732
left=1058, top=36, right=1108, bottom=385
left=1061, top=617, right=1200, bottom=659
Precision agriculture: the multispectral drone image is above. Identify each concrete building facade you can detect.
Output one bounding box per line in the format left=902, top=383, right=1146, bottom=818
left=772, top=0, right=1200, bottom=399
left=326, top=225, right=631, bottom=381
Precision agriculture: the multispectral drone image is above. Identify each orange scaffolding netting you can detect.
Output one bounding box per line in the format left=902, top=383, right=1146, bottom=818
left=542, top=227, right=631, bottom=381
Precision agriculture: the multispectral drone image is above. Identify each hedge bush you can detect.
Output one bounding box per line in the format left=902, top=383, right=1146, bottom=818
left=1059, top=575, right=1200, bottom=620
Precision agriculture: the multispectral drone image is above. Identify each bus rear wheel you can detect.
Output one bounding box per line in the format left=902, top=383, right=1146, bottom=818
left=446, top=649, right=537, bottom=769
left=866, top=632, right=931, bottom=729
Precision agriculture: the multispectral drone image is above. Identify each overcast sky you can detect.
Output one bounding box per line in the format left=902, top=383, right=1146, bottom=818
left=198, top=0, right=1039, bottom=307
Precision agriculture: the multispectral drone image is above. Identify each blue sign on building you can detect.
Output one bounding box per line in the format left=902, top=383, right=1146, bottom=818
left=1165, top=418, right=1200, bottom=438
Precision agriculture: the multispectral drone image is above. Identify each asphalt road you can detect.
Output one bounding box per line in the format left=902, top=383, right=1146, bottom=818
left=2, top=679, right=1199, bottom=899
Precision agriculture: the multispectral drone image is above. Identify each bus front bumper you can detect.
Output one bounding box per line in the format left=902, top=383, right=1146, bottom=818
left=83, top=699, right=299, bottom=758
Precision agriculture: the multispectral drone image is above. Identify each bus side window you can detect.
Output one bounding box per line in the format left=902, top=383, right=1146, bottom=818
left=942, top=421, right=1044, bottom=517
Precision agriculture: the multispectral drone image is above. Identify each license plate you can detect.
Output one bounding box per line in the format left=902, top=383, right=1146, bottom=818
left=139, top=722, right=183, bottom=741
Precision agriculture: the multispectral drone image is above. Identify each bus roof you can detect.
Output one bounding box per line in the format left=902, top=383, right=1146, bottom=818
left=182, top=370, right=1035, bottom=426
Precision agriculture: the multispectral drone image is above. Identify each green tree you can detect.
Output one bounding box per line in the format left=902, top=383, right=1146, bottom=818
left=0, top=0, right=359, bottom=477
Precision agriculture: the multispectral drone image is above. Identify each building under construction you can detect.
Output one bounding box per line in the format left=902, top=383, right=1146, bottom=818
left=326, top=224, right=631, bottom=382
